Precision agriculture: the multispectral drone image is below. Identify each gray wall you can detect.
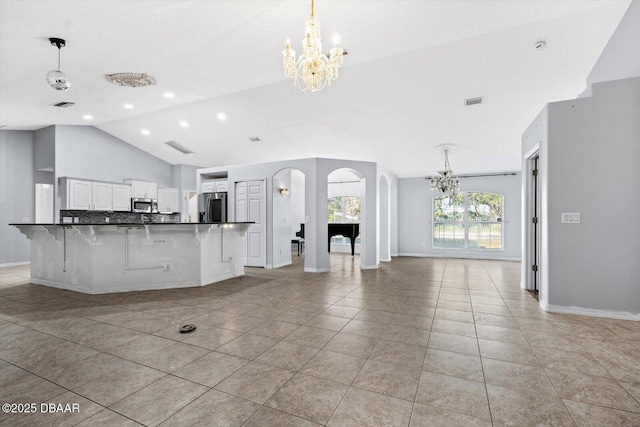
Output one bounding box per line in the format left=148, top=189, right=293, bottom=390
left=585, top=0, right=640, bottom=93
left=398, top=173, right=522, bottom=260
left=0, top=131, right=34, bottom=265
left=55, top=126, right=174, bottom=186
left=546, top=77, right=640, bottom=316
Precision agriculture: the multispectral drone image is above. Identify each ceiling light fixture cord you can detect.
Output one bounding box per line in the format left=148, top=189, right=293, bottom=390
left=282, top=0, right=345, bottom=92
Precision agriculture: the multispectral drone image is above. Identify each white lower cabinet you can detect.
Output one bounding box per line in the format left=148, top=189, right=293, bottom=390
left=157, top=188, right=180, bottom=213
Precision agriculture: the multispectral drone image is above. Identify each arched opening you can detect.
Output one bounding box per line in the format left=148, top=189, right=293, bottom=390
left=327, top=168, right=365, bottom=269
left=271, top=168, right=306, bottom=269
left=379, top=175, right=391, bottom=262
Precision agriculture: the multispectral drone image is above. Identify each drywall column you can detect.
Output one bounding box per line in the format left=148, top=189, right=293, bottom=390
left=304, top=162, right=329, bottom=272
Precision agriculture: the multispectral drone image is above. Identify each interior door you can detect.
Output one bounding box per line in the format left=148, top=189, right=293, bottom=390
left=235, top=180, right=266, bottom=267
left=532, top=155, right=540, bottom=300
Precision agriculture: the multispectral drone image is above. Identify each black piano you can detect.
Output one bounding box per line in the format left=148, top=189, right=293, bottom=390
left=328, top=223, right=360, bottom=256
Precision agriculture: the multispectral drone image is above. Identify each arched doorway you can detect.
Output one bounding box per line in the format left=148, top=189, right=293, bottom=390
left=327, top=168, right=365, bottom=269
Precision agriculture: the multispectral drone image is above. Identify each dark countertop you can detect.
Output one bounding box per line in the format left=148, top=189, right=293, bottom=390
left=10, top=222, right=254, bottom=226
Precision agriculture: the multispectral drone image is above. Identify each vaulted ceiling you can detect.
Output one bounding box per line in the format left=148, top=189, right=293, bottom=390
left=0, top=0, right=631, bottom=177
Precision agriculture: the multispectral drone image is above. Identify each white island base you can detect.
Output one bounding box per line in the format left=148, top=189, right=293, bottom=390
left=13, top=223, right=251, bottom=294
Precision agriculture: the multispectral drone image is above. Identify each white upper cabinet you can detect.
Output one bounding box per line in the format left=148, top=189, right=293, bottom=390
left=202, top=179, right=228, bottom=193
left=66, top=179, right=92, bottom=210
left=112, top=184, right=132, bottom=211
left=92, top=182, right=113, bottom=211
left=65, top=179, right=116, bottom=211
left=131, top=180, right=158, bottom=199
left=157, top=188, right=180, bottom=213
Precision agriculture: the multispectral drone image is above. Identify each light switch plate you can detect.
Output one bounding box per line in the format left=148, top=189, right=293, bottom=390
left=305, top=216, right=311, bottom=223
left=561, top=213, right=580, bottom=224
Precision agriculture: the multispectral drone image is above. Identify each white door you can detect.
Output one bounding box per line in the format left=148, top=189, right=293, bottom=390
left=235, top=180, right=266, bottom=267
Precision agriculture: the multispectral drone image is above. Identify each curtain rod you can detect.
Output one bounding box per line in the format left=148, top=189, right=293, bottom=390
left=424, top=172, right=518, bottom=179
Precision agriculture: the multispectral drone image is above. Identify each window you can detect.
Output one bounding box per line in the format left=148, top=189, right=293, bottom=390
left=328, top=196, right=361, bottom=223
left=328, top=196, right=361, bottom=246
left=433, top=192, right=503, bottom=250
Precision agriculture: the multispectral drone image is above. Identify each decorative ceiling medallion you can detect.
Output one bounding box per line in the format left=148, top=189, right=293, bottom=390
left=105, top=73, right=157, bottom=88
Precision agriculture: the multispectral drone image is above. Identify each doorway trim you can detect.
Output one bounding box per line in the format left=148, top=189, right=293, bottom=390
left=522, top=144, right=540, bottom=293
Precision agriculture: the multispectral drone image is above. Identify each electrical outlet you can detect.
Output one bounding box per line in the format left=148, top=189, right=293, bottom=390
left=22, top=217, right=30, bottom=223
left=561, top=213, right=580, bottom=224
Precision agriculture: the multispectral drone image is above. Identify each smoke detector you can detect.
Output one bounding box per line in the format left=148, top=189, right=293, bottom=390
left=105, top=73, right=157, bottom=88
left=534, top=41, right=546, bottom=51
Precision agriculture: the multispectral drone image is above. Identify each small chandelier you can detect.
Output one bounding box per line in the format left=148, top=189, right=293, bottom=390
left=46, top=38, right=71, bottom=91
left=430, top=148, right=460, bottom=195
left=282, top=0, right=345, bottom=92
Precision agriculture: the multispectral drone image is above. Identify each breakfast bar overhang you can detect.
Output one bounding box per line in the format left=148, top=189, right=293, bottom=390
left=11, top=222, right=252, bottom=294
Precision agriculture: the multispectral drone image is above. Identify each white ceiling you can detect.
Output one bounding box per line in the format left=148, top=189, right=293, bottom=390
left=0, top=0, right=631, bottom=178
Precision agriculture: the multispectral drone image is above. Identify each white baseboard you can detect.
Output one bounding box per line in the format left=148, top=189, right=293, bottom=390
left=398, top=252, right=521, bottom=261
left=304, top=267, right=330, bottom=273
left=546, top=303, right=640, bottom=321
left=0, top=261, right=30, bottom=268
left=360, top=264, right=379, bottom=270
left=271, top=261, right=292, bottom=269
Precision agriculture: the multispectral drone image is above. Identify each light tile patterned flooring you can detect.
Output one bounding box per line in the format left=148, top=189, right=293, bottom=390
left=1, top=255, right=639, bottom=426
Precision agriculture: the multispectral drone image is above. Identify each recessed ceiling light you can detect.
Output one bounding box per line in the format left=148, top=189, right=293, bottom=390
left=141, top=129, right=150, bottom=136
left=82, top=114, right=93, bottom=120
left=164, top=92, right=175, bottom=99
left=124, top=103, right=134, bottom=109
left=179, top=120, right=189, bottom=128
left=217, top=113, right=227, bottom=121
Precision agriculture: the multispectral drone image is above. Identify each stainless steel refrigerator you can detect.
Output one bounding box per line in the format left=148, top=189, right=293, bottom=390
left=198, top=192, right=227, bottom=223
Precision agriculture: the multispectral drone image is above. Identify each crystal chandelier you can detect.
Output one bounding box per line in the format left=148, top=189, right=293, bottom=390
left=282, top=0, right=345, bottom=92
left=430, top=149, right=460, bottom=195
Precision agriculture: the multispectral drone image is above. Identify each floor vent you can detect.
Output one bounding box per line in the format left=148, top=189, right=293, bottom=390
left=50, top=101, right=75, bottom=108
left=165, top=140, right=194, bottom=154
left=464, top=97, right=483, bottom=106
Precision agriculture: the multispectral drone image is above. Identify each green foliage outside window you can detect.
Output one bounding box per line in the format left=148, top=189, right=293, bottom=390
left=328, top=196, right=361, bottom=223
left=433, top=192, right=503, bottom=250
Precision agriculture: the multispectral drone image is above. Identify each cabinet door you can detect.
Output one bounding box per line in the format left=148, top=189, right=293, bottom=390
left=67, top=180, right=92, bottom=210
left=112, top=185, right=132, bottom=211
left=157, top=188, right=179, bottom=212
left=92, top=182, right=112, bottom=211
left=144, top=182, right=158, bottom=199
left=168, top=189, right=180, bottom=213
left=201, top=181, right=216, bottom=192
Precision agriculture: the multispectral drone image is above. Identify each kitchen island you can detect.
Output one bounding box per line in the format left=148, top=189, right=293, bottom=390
left=11, top=222, right=252, bottom=294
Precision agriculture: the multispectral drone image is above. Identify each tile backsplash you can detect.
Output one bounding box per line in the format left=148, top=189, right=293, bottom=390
left=60, top=210, right=180, bottom=224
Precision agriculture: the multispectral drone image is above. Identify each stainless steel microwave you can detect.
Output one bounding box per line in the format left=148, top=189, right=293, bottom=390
left=131, top=198, right=157, bottom=213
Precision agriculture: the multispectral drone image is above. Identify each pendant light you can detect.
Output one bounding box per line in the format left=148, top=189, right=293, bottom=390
left=46, top=37, right=71, bottom=91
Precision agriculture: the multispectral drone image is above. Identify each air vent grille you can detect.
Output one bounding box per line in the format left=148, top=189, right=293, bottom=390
left=50, top=101, right=75, bottom=108
left=248, top=137, right=261, bottom=142
left=165, top=140, right=194, bottom=154
left=464, top=97, right=483, bottom=106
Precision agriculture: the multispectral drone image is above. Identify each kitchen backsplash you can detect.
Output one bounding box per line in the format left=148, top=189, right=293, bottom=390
left=60, top=210, right=180, bottom=224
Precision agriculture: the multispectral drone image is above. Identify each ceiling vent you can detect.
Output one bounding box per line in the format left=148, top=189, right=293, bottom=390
left=165, top=140, right=194, bottom=154
left=105, top=73, right=157, bottom=88
left=464, top=97, right=483, bottom=106
left=50, top=101, right=75, bottom=108
left=248, top=137, right=261, bottom=142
